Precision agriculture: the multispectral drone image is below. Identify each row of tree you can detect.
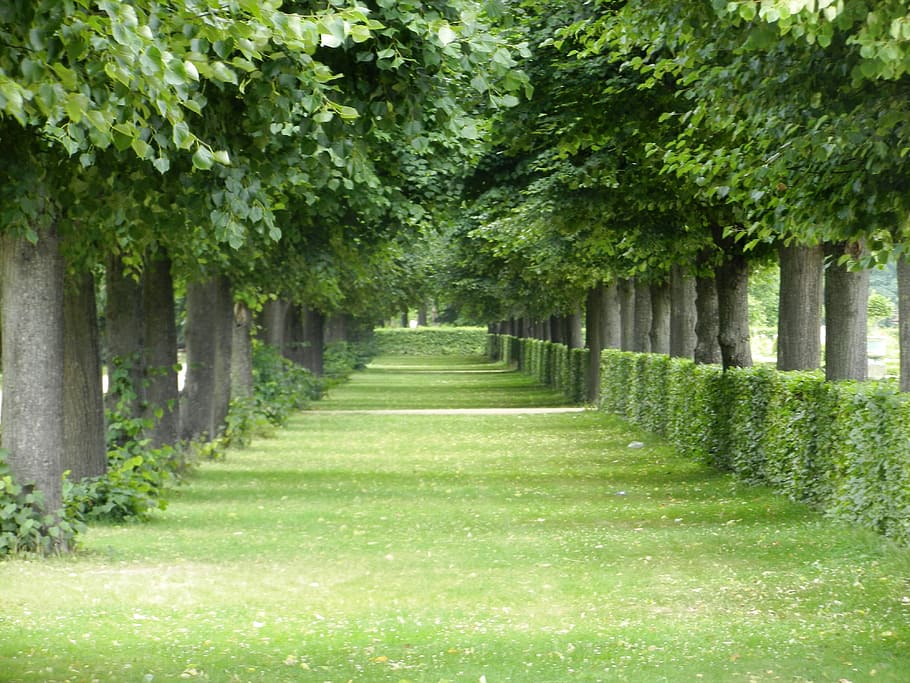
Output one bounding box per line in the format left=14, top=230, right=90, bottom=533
left=439, top=0, right=910, bottom=399
left=0, top=1, right=529, bottom=534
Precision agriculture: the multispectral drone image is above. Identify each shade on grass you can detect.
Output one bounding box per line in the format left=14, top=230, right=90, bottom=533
left=0, top=354, right=908, bottom=682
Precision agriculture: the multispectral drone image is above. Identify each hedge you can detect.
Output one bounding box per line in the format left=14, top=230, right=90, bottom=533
left=373, top=327, right=488, bottom=355
left=488, top=334, right=587, bottom=404
left=600, top=349, right=910, bottom=546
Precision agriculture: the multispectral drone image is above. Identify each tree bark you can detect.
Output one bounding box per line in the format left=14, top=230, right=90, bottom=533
left=63, top=271, right=106, bottom=481
left=649, top=280, right=671, bottom=355
left=632, top=280, right=652, bottom=353
left=301, top=305, right=326, bottom=376
left=142, top=253, right=179, bottom=448
left=602, top=281, right=622, bottom=350
left=824, top=241, right=868, bottom=381
left=618, top=279, right=635, bottom=351
left=1, top=223, right=66, bottom=518
left=777, top=243, right=823, bottom=371
left=212, top=274, right=234, bottom=431
left=669, top=265, right=697, bottom=359
left=283, top=304, right=306, bottom=365
left=105, top=252, right=145, bottom=416
left=550, top=315, right=565, bottom=344
left=898, top=255, right=910, bottom=392
left=567, top=307, right=583, bottom=349
left=694, top=273, right=722, bottom=365
left=180, top=275, right=234, bottom=440
left=585, top=285, right=604, bottom=402
left=259, top=298, right=289, bottom=352
left=232, top=301, right=255, bottom=400
left=715, top=254, right=752, bottom=369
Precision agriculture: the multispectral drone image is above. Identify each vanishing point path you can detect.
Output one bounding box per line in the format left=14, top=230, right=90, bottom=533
left=1, top=354, right=908, bottom=682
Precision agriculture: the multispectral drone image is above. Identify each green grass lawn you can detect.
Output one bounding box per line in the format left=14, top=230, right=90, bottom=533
left=1, top=354, right=908, bottom=682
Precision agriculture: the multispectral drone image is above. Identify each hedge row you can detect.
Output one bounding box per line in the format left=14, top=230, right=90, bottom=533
left=600, top=350, right=910, bottom=546
left=373, top=327, right=488, bottom=356
left=488, top=335, right=587, bottom=403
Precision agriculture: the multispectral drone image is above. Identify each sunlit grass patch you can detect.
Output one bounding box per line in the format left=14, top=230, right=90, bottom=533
left=1, top=356, right=908, bottom=681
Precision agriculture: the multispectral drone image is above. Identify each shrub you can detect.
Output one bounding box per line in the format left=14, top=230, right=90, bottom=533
left=252, top=341, right=321, bottom=427
left=66, top=362, right=191, bottom=524
left=598, top=349, right=910, bottom=546
left=1, top=451, right=82, bottom=556
left=488, top=335, right=588, bottom=404
left=323, top=340, right=374, bottom=386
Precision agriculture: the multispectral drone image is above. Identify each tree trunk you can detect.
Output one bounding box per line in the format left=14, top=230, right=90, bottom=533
left=212, top=275, right=234, bottom=431
left=715, top=254, right=752, bottom=369
left=618, top=279, right=635, bottom=351
left=105, top=252, right=145, bottom=416
left=142, top=253, right=179, bottom=448
left=301, top=305, right=326, bottom=376
left=669, top=265, right=697, bottom=359
left=899, top=255, right=910, bottom=392
left=259, top=298, right=289, bottom=352
left=417, top=306, right=428, bottom=326
left=824, top=241, right=868, bottom=381
left=649, top=280, right=671, bottom=355
left=777, top=243, right=823, bottom=371
left=1, top=223, right=66, bottom=520
left=283, top=304, right=306, bottom=365
left=550, top=315, right=565, bottom=344
left=603, top=281, right=622, bottom=350
left=567, top=307, right=583, bottom=349
left=232, top=301, right=255, bottom=400
left=325, top=314, right=350, bottom=344
left=62, top=271, right=107, bottom=481
left=180, top=278, right=219, bottom=441
left=694, top=273, right=722, bottom=365
left=632, top=280, right=652, bottom=353
left=585, top=285, right=604, bottom=402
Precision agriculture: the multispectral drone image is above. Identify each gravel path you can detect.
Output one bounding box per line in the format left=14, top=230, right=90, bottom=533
left=309, top=407, right=587, bottom=415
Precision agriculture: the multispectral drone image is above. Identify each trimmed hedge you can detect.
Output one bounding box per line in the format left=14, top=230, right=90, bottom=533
left=488, top=334, right=587, bottom=404
left=374, top=327, right=488, bottom=355
left=600, top=349, right=910, bottom=546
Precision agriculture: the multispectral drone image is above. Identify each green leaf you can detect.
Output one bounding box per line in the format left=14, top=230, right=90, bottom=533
left=172, top=120, right=193, bottom=149
left=211, top=61, right=238, bottom=84
left=438, top=24, right=458, bottom=47
left=192, top=146, right=215, bottom=170
left=336, top=105, right=359, bottom=120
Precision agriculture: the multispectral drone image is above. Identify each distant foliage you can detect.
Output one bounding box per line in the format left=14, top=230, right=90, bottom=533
left=599, top=350, right=910, bottom=546
left=374, top=327, right=488, bottom=356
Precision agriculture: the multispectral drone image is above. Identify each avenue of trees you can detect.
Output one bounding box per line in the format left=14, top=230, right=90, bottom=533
left=1, top=0, right=528, bottom=549
left=442, top=0, right=910, bottom=401
left=4, top=1, right=910, bottom=551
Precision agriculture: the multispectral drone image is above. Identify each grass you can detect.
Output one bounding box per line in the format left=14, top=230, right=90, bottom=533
left=1, top=354, right=909, bottom=682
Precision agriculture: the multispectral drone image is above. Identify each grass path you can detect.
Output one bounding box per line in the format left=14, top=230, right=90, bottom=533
left=1, top=354, right=909, bottom=682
